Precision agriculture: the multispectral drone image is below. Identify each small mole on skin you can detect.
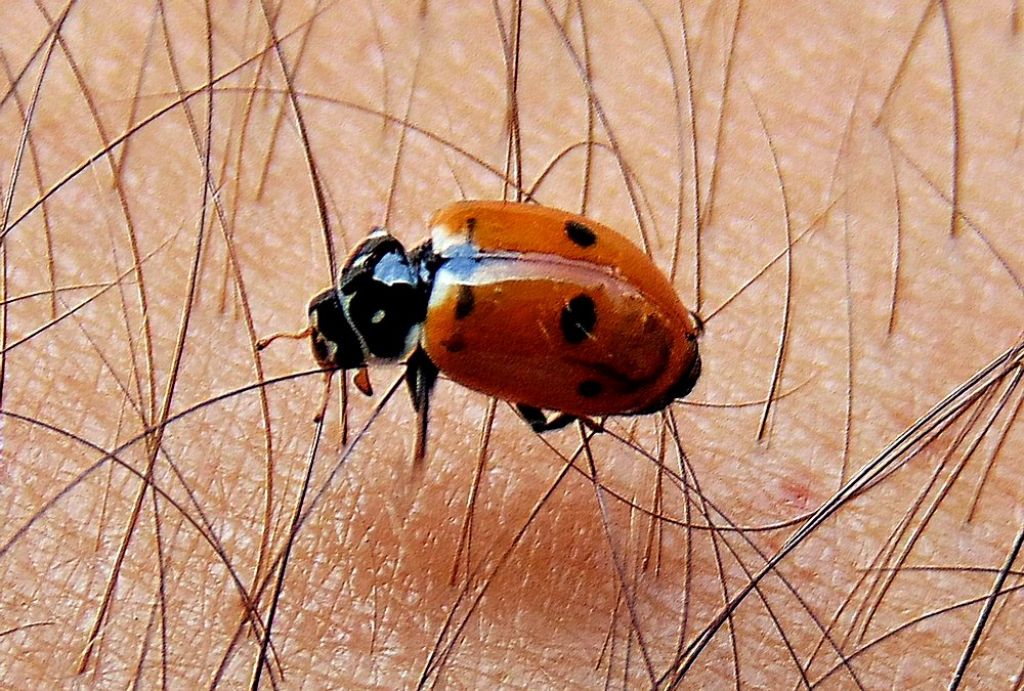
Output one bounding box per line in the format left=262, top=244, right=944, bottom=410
left=779, top=478, right=814, bottom=510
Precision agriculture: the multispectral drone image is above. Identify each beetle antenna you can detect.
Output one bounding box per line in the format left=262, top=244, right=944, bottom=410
left=256, top=326, right=312, bottom=351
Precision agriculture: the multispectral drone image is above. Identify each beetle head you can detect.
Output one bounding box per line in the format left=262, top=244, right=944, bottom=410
left=307, top=229, right=427, bottom=370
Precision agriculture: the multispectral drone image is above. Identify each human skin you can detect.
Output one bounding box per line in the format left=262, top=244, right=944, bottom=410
left=1, top=1, right=1022, bottom=688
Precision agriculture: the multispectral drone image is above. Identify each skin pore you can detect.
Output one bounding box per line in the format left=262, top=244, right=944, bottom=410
left=1, top=1, right=1022, bottom=687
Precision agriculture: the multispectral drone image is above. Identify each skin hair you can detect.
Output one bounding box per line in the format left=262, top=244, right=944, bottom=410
left=1, top=2, right=1021, bottom=687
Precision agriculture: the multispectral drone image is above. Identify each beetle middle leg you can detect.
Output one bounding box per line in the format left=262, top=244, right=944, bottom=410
left=515, top=403, right=577, bottom=433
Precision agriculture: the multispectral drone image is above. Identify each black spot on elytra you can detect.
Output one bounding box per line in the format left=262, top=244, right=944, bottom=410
left=577, top=379, right=602, bottom=397
left=560, top=294, right=596, bottom=344
left=441, top=334, right=466, bottom=353
left=565, top=220, right=596, bottom=247
left=454, top=285, right=475, bottom=319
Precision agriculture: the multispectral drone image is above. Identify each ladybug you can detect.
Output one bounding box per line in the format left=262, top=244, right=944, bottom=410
left=262, top=201, right=702, bottom=463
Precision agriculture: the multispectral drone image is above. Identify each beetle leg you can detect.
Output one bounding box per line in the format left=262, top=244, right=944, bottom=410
left=313, top=371, right=333, bottom=422
left=405, top=347, right=439, bottom=471
left=515, top=403, right=577, bottom=433
left=353, top=367, right=374, bottom=396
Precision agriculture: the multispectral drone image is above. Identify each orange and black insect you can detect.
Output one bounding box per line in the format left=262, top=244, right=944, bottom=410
left=263, top=201, right=702, bottom=463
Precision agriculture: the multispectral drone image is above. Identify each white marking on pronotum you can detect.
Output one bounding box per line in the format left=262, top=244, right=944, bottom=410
left=373, top=250, right=416, bottom=285
left=429, top=221, right=464, bottom=253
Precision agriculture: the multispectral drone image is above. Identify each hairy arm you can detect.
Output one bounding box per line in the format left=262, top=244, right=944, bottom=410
left=1, top=2, right=1020, bottom=687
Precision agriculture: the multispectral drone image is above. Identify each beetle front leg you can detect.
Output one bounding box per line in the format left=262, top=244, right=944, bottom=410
left=405, top=347, right=440, bottom=471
